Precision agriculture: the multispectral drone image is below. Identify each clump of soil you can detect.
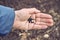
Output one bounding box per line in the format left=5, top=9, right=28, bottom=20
left=0, top=0, right=60, bottom=40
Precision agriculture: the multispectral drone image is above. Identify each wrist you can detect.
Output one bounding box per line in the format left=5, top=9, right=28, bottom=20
left=12, top=11, right=20, bottom=29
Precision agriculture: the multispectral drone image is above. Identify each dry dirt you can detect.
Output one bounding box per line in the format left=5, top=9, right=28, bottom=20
left=0, top=0, right=60, bottom=40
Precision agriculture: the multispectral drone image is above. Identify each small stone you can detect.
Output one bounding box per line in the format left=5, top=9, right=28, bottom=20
left=43, top=9, right=46, bottom=12
left=55, top=28, right=58, bottom=31
left=49, top=9, right=55, bottom=13
left=19, top=33, right=22, bottom=36
left=28, top=33, right=30, bottom=36
left=25, top=30, right=28, bottom=32
left=43, top=34, right=49, bottom=38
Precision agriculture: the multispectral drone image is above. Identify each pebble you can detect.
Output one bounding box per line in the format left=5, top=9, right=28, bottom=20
left=43, top=34, right=49, bottom=38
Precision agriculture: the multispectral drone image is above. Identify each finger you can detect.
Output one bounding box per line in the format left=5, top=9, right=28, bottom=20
left=35, top=22, right=46, bottom=25
left=40, top=19, right=53, bottom=23
left=33, top=24, right=48, bottom=29
left=46, top=22, right=54, bottom=26
left=28, top=8, right=41, bottom=14
left=36, top=13, right=52, bottom=19
left=35, top=18, right=54, bottom=26
left=36, top=18, right=53, bottom=23
left=35, top=18, right=40, bottom=22
left=28, top=23, right=48, bottom=30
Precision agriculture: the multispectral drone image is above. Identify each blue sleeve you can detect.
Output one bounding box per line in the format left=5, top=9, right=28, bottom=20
left=0, top=5, right=15, bottom=36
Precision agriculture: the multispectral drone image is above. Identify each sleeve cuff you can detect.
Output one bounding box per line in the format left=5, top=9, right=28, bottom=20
left=0, top=5, right=15, bottom=35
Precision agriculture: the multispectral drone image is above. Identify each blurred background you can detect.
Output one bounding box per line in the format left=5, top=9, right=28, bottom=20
left=0, top=0, right=60, bottom=40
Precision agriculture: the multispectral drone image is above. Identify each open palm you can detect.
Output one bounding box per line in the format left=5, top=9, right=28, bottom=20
left=13, top=8, right=53, bottom=30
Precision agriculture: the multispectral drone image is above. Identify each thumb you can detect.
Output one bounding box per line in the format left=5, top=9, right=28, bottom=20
left=28, top=8, right=41, bottom=14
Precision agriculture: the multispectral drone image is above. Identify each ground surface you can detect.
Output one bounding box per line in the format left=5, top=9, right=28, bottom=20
left=0, top=0, right=60, bottom=40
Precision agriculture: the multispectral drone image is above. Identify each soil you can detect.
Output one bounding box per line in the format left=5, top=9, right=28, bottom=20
left=0, top=0, right=60, bottom=40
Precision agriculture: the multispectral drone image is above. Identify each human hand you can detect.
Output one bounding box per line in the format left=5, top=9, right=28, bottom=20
left=13, top=8, right=53, bottom=30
